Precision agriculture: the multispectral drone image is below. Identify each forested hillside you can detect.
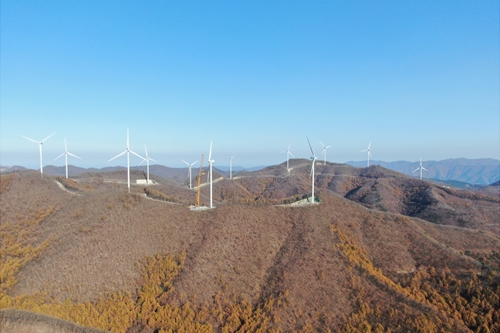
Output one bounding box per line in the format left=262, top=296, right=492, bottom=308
left=1, top=170, right=498, bottom=332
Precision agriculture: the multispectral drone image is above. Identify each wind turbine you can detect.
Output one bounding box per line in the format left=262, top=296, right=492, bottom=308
left=413, top=157, right=428, bottom=180
left=138, top=145, right=156, bottom=184
left=21, top=132, right=56, bottom=178
left=307, top=138, right=318, bottom=203
left=228, top=155, right=236, bottom=180
left=181, top=159, right=198, bottom=189
left=320, top=141, right=331, bottom=166
left=208, top=141, right=215, bottom=208
left=54, top=138, right=81, bottom=179
left=108, top=128, right=144, bottom=193
left=360, top=142, right=372, bottom=167
left=280, top=142, right=294, bottom=173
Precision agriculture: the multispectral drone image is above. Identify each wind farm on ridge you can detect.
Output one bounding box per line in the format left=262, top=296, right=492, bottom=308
left=15, top=127, right=440, bottom=210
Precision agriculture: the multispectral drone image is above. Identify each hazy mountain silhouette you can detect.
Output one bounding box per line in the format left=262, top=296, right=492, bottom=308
left=346, top=158, right=500, bottom=185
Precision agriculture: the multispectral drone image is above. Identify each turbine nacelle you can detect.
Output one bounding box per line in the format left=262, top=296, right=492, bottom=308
left=413, top=157, right=428, bottom=180
left=281, top=142, right=294, bottom=173
left=307, top=137, right=318, bottom=203
left=21, top=132, right=56, bottom=177
left=207, top=140, right=215, bottom=208
left=360, top=142, right=372, bottom=167
left=108, top=128, right=143, bottom=192
left=182, top=159, right=198, bottom=189
left=54, top=137, right=81, bottom=179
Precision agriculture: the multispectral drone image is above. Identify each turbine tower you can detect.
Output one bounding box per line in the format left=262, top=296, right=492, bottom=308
left=138, top=145, right=156, bottom=184
left=21, top=132, right=56, bottom=178
left=181, top=159, right=198, bottom=189
left=320, top=141, right=331, bottom=166
left=108, top=128, right=144, bottom=193
left=360, top=142, right=372, bottom=167
left=307, top=138, right=318, bottom=203
left=208, top=141, right=215, bottom=208
left=229, top=155, right=236, bottom=179
left=413, top=157, right=428, bottom=180
left=280, top=142, right=294, bottom=173
left=54, top=137, right=81, bottom=179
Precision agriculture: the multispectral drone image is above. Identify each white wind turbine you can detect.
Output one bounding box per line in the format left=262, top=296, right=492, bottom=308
left=208, top=141, right=215, bottom=208
left=228, top=155, right=236, bottom=180
left=21, top=132, right=56, bottom=178
left=181, top=159, right=198, bottom=189
left=108, top=128, right=144, bottom=193
left=360, top=142, right=372, bottom=167
left=320, top=141, right=331, bottom=166
left=54, top=138, right=81, bottom=179
left=307, top=138, right=318, bottom=203
left=413, top=157, right=428, bottom=180
left=138, top=145, right=156, bottom=184
left=280, top=142, right=294, bottom=173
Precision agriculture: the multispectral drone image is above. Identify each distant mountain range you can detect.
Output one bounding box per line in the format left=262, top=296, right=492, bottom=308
left=2, top=158, right=499, bottom=186
left=346, top=158, right=499, bottom=185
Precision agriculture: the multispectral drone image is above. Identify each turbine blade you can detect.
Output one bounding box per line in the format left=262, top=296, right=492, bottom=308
left=64, top=138, right=68, bottom=151
left=422, top=167, right=428, bottom=172
left=320, top=141, right=325, bottom=148
left=130, top=150, right=144, bottom=160
left=289, top=151, right=294, bottom=158
left=138, top=159, right=145, bottom=166
left=208, top=141, right=212, bottom=161
left=67, top=152, right=81, bottom=159
left=21, top=135, right=40, bottom=143
left=41, top=132, right=56, bottom=143
left=368, top=142, right=371, bottom=149
left=307, top=137, right=315, bottom=156
left=54, top=152, right=65, bottom=161
left=413, top=168, right=419, bottom=173
left=108, top=150, right=127, bottom=162
left=149, top=158, right=157, bottom=162
left=191, top=160, right=198, bottom=166
left=181, top=159, right=190, bottom=166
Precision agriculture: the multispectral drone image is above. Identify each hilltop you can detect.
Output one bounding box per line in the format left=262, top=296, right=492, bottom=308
left=1, top=165, right=499, bottom=332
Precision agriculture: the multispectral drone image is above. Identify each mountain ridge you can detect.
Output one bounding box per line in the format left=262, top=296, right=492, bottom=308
left=3, top=157, right=498, bottom=186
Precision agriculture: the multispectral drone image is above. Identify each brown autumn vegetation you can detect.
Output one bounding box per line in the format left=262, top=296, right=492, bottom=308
left=214, top=162, right=500, bottom=235
left=143, top=187, right=183, bottom=204
left=56, top=176, right=95, bottom=193
left=0, top=169, right=499, bottom=332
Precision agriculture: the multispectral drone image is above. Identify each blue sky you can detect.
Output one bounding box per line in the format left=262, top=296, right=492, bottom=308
left=1, top=1, right=499, bottom=169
